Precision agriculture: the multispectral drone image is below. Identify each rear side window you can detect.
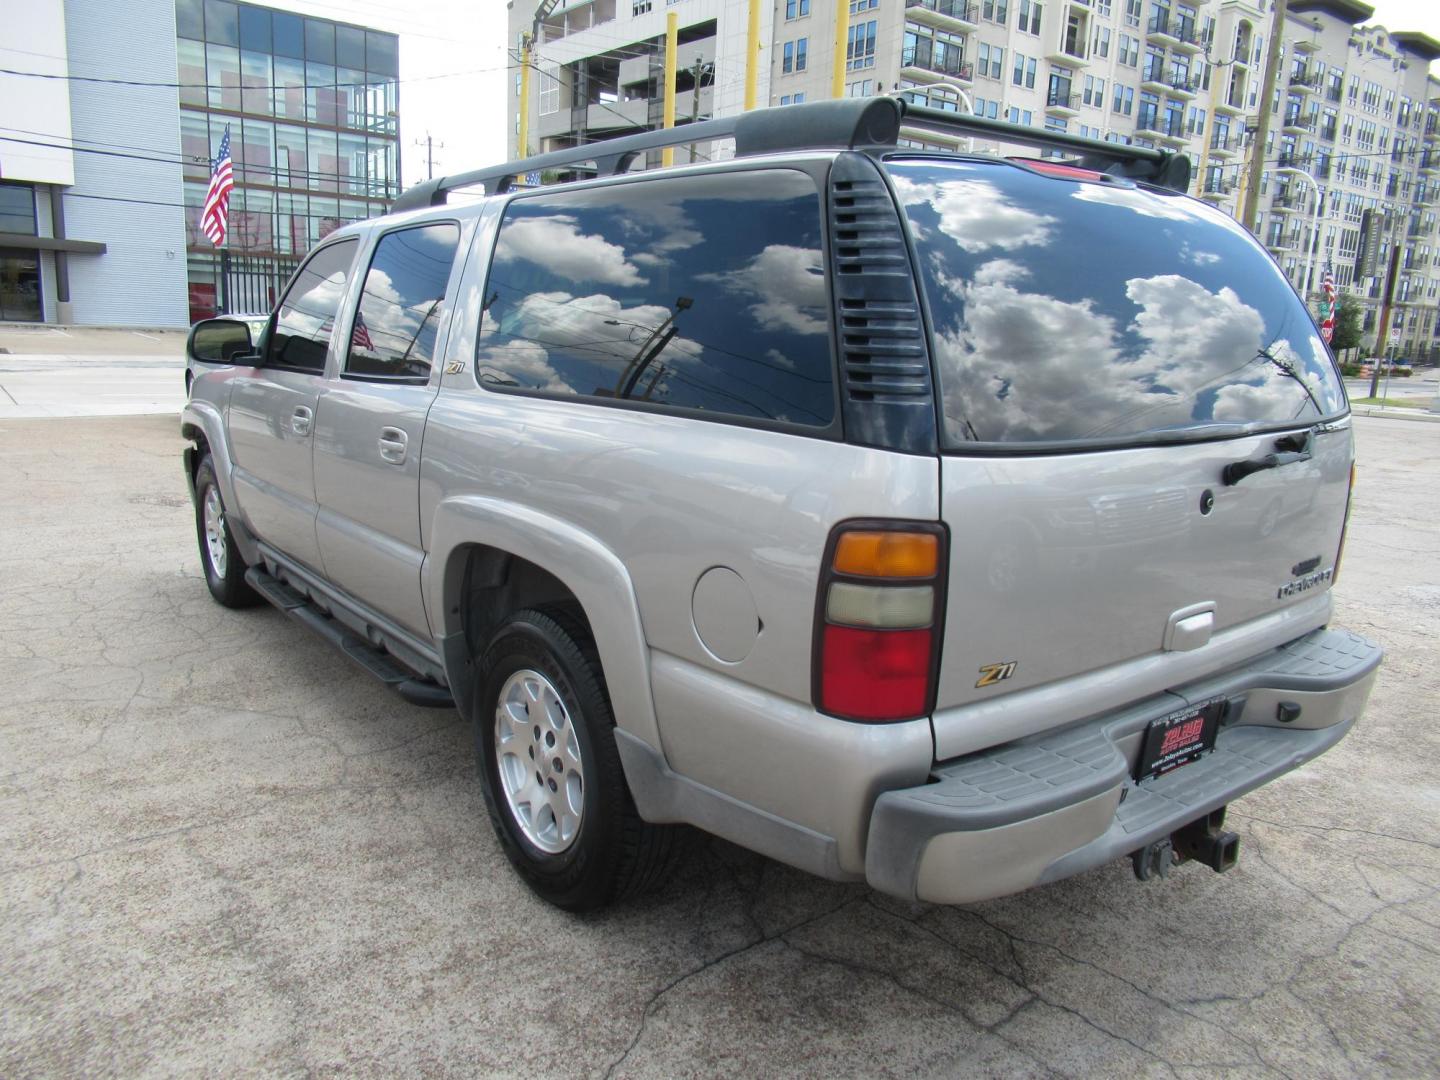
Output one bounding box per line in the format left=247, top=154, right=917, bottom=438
left=475, top=169, right=835, bottom=428
left=267, top=239, right=358, bottom=373
left=888, top=159, right=1345, bottom=447
left=346, top=222, right=460, bottom=380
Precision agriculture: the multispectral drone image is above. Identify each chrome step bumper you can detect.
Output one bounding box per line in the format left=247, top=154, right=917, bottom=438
left=865, top=627, right=1382, bottom=904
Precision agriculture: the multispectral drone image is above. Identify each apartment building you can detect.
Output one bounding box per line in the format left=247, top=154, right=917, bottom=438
left=509, top=0, right=1440, bottom=358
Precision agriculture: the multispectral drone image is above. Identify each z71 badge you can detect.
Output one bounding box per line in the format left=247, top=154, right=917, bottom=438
left=976, top=661, right=1018, bottom=688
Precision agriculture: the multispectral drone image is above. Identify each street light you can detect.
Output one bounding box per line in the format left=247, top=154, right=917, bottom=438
left=1276, top=164, right=1323, bottom=302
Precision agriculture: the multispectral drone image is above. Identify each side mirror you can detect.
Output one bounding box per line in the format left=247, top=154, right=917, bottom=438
left=188, top=318, right=257, bottom=364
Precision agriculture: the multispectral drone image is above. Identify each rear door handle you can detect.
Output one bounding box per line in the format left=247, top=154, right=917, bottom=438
left=378, top=426, right=408, bottom=464
left=291, top=405, right=313, bottom=437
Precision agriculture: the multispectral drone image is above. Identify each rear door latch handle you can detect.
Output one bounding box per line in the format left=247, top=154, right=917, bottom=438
left=378, top=426, right=408, bottom=464
left=291, top=405, right=313, bottom=437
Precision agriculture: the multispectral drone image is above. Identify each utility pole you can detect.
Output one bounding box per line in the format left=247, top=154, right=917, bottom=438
left=661, top=12, right=678, bottom=167
left=517, top=33, right=533, bottom=159
left=744, top=0, right=760, bottom=110
left=414, top=133, right=444, bottom=180
left=1240, top=0, right=1288, bottom=232
left=1368, top=239, right=1403, bottom=399
left=832, top=0, right=851, bottom=99
left=689, top=56, right=703, bottom=163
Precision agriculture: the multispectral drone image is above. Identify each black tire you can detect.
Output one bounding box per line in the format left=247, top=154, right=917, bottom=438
left=193, top=454, right=260, bottom=609
left=475, top=608, right=679, bottom=911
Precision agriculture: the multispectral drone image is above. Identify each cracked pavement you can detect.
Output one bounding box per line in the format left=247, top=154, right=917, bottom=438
left=2, top=414, right=1437, bottom=1078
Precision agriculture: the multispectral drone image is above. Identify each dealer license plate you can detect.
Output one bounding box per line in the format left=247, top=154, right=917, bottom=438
left=1135, top=701, right=1223, bottom=782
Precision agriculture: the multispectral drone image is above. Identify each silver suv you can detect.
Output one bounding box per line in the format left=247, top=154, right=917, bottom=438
left=182, top=98, right=1381, bottom=911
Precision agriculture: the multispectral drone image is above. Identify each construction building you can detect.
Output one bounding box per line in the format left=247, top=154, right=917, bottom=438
left=507, top=0, right=1440, bottom=360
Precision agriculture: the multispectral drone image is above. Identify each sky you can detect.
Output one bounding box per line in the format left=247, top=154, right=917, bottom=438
left=336, top=0, right=1440, bottom=198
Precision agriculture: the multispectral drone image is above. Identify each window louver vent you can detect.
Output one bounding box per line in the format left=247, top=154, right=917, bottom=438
left=826, top=155, right=936, bottom=454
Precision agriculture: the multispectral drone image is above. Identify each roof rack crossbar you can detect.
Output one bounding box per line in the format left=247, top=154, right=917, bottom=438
left=898, top=103, right=1191, bottom=191
left=390, top=96, right=1191, bottom=213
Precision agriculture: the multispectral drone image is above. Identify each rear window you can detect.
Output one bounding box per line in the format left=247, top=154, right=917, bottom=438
left=888, top=159, right=1346, bottom=447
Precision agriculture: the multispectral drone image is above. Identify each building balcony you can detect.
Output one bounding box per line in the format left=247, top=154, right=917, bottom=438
left=1165, top=74, right=1203, bottom=100
left=1269, top=194, right=1298, bottom=213
left=1045, top=91, right=1081, bottom=117
left=1275, top=151, right=1311, bottom=170
left=1282, top=113, right=1316, bottom=135
left=1209, top=132, right=1243, bottom=157
left=903, top=0, right=980, bottom=34
left=1201, top=177, right=1235, bottom=200
left=1046, top=43, right=1091, bottom=66
left=1267, top=235, right=1300, bottom=253
left=1293, top=37, right=1320, bottom=55
left=1421, top=153, right=1440, bottom=174
left=1215, top=92, right=1249, bottom=116
left=1136, top=115, right=1188, bottom=145
left=1288, top=69, right=1322, bottom=93
left=1146, top=14, right=1204, bottom=53
left=900, top=45, right=974, bottom=83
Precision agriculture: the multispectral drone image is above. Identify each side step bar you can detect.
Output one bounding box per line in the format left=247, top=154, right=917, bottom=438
left=244, top=567, right=454, bottom=709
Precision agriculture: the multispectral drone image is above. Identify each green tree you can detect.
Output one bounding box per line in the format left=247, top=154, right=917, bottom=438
left=1330, top=291, right=1364, bottom=354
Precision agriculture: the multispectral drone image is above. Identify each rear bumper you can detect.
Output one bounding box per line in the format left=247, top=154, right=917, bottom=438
left=865, top=627, right=1382, bottom=904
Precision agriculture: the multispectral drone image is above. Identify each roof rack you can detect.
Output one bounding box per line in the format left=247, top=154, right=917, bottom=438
left=390, top=97, right=1191, bottom=214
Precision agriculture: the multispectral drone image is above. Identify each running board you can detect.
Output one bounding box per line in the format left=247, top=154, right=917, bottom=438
left=244, top=567, right=455, bottom=709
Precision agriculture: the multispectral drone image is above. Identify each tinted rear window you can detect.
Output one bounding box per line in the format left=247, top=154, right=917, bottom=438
left=475, top=169, right=835, bottom=428
left=889, top=159, right=1345, bottom=446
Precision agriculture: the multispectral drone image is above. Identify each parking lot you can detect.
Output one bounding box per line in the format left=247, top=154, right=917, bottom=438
left=2, top=411, right=1437, bottom=1077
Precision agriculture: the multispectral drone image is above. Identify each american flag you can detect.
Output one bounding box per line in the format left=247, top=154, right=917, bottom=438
left=1320, top=261, right=1337, bottom=344
left=351, top=310, right=374, bottom=351
left=201, top=125, right=235, bottom=247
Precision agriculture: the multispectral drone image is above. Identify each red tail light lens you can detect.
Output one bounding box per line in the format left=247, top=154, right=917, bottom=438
left=820, top=626, right=933, bottom=719
left=813, top=521, right=947, bottom=722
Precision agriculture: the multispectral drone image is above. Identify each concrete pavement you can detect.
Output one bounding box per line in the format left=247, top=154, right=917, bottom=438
left=0, top=413, right=1438, bottom=1077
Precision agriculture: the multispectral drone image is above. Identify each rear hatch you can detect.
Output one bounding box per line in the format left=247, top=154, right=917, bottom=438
left=886, top=159, right=1352, bottom=748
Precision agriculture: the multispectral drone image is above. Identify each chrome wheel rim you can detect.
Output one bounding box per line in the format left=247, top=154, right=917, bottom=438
left=202, top=484, right=228, bottom=577
left=494, top=668, right=584, bottom=854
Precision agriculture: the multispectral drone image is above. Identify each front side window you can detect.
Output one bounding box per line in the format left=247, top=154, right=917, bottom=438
left=266, top=238, right=358, bottom=373
left=475, top=169, right=835, bottom=428
left=346, top=223, right=460, bottom=380
left=888, top=159, right=1345, bottom=446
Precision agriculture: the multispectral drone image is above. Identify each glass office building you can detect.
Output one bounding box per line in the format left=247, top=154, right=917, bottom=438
left=175, top=0, right=400, bottom=320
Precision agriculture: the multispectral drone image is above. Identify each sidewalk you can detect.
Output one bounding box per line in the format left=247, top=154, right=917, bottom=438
left=0, top=323, right=186, bottom=358
left=0, top=353, right=184, bottom=419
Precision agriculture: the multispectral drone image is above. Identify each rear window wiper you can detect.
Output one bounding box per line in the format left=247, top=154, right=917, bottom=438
left=1221, top=428, right=1315, bottom=486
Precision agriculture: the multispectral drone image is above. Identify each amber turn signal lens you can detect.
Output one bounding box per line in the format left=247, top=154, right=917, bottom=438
left=833, top=531, right=939, bottom=578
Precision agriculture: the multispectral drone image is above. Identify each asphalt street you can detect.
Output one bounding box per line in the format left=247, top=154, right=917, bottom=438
left=1, top=412, right=1437, bottom=1078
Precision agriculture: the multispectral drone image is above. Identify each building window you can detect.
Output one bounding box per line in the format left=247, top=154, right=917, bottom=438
left=977, top=43, right=1003, bottom=79
left=632, top=0, right=651, bottom=14
left=1082, top=74, right=1105, bottom=107
left=0, top=183, right=37, bottom=236
left=1118, top=33, right=1138, bottom=67
left=1017, top=0, right=1042, bottom=34
left=847, top=20, right=878, bottom=70
left=785, top=0, right=811, bottom=18
left=1112, top=83, right=1134, bottom=116
left=847, top=80, right=874, bottom=97
left=1012, top=53, right=1036, bottom=89
left=796, top=37, right=808, bottom=71
left=982, top=0, right=1010, bottom=22
left=538, top=64, right=560, bottom=115
left=850, top=0, right=878, bottom=9
left=783, top=40, right=794, bottom=73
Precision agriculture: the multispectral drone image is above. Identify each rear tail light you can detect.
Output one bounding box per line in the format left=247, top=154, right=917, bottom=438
left=1333, top=462, right=1356, bottom=585
left=813, top=521, right=947, bottom=722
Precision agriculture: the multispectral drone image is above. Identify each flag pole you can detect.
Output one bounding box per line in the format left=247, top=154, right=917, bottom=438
left=219, top=249, right=230, bottom=315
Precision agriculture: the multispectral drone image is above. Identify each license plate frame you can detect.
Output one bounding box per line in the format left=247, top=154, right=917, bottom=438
left=1135, top=700, right=1224, bottom=783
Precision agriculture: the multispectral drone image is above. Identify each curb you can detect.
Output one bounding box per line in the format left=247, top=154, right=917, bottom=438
left=1351, top=407, right=1440, bottom=424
